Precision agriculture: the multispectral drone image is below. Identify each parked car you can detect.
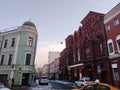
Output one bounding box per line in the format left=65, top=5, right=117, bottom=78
left=39, top=76, right=48, bottom=85
left=0, top=82, right=10, bottom=90
left=73, top=82, right=119, bottom=90
left=75, top=77, right=93, bottom=87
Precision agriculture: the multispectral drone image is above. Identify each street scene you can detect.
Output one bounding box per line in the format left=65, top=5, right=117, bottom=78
left=0, top=0, right=120, bottom=90
left=11, top=79, right=75, bottom=90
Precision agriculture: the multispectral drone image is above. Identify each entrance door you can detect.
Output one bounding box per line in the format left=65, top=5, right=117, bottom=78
left=0, top=74, right=8, bottom=82
left=101, top=71, right=107, bottom=83
left=22, top=73, right=29, bottom=86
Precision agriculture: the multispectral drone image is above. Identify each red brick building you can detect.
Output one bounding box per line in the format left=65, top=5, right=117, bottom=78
left=59, top=3, right=120, bottom=87
left=79, top=11, right=113, bottom=84
left=104, top=3, right=120, bottom=87
left=60, top=11, right=112, bottom=83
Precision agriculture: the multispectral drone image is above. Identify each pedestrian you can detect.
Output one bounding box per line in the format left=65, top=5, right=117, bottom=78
left=8, top=79, right=12, bottom=89
left=34, top=75, right=36, bottom=82
left=12, top=78, right=14, bottom=87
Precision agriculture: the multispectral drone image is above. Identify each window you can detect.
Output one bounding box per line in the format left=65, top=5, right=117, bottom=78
left=114, top=18, right=119, bottom=26
left=27, top=37, right=33, bottom=47
left=73, top=51, right=75, bottom=63
left=77, top=49, right=80, bottom=61
left=108, top=39, right=115, bottom=55
left=106, top=25, right=110, bottom=31
left=0, top=41, right=2, bottom=48
left=113, top=68, right=119, bottom=81
left=0, top=55, right=5, bottom=65
left=11, top=38, right=16, bottom=47
left=108, top=43, right=114, bottom=53
left=8, top=54, right=13, bottom=65
left=25, top=54, right=31, bottom=65
left=85, top=48, right=90, bottom=58
left=99, top=43, right=103, bottom=55
left=117, top=39, right=120, bottom=51
left=4, top=39, right=8, bottom=48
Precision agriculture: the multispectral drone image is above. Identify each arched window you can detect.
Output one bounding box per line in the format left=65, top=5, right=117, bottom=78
left=107, top=39, right=115, bottom=55
left=116, top=35, right=120, bottom=53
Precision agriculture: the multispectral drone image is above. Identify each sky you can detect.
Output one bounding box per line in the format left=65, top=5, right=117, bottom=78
left=0, top=0, right=119, bottom=68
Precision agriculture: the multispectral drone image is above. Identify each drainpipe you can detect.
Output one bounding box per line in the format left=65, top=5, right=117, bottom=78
left=101, top=16, right=114, bottom=85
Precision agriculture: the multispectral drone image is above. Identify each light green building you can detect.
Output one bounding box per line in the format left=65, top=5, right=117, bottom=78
left=0, top=21, right=38, bottom=86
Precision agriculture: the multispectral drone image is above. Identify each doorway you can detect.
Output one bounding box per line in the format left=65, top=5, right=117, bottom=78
left=22, top=73, right=29, bottom=86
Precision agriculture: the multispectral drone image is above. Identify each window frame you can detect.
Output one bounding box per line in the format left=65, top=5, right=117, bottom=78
left=99, top=42, right=103, bottom=55
left=4, top=39, right=8, bottom=48
left=114, top=18, right=119, bottom=26
left=0, top=55, right=5, bottom=65
left=116, top=35, right=120, bottom=53
left=27, top=37, right=33, bottom=47
left=106, top=24, right=110, bottom=31
left=8, top=54, right=13, bottom=65
left=25, top=53, right=32, bottom=65
left=107, top=39, right=115, bottom=55
left=11, top=38, right=16, bottom=47
left=77, top=48, right=80, bottom=61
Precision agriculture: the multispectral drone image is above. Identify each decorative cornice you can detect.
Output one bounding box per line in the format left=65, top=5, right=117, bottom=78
left=104, top=3, right=120, bottom=23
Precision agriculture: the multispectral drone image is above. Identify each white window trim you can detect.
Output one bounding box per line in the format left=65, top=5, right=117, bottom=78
left=107, top=39, right=115, bottom=55
left=116, top=35, right=120, bottom=53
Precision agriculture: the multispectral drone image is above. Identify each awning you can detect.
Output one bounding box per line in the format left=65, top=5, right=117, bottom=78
left=69, top=63, right=84, bottom=68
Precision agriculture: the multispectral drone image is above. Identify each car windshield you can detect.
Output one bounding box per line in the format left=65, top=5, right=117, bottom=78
left=85, top=80, right=90, bottom=81
left=0, top=82, right=5, bottom=88
left=41, top=77, right=48, bottom=79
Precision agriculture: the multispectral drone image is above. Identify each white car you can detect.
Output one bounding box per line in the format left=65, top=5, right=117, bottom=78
left=39, top=76, right=48, bottom=85
left=75, top=77, right=93, bottom=87
left=0, top=82, right=10, bottom=90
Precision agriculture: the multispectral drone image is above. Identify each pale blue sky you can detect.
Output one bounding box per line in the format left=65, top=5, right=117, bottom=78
left=0, top=0, right=119, bottom=67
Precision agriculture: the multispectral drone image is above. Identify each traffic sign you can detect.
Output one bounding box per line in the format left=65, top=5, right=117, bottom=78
left=67, top=66, right=71, bottom=71
left=97, top=65, right=101, bottom=74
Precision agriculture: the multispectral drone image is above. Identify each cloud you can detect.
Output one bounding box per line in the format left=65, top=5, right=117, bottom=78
left=35, top=41, right=65, bottom=68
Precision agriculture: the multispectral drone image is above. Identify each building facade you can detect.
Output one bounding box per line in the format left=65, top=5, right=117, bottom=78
left=104, top=3, right=120, bottom=87
left=60, top=11, right=113, bottom=84
left=0, top=21, right=38, bottom=86
left=42, top=64, right=48, bottom=76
